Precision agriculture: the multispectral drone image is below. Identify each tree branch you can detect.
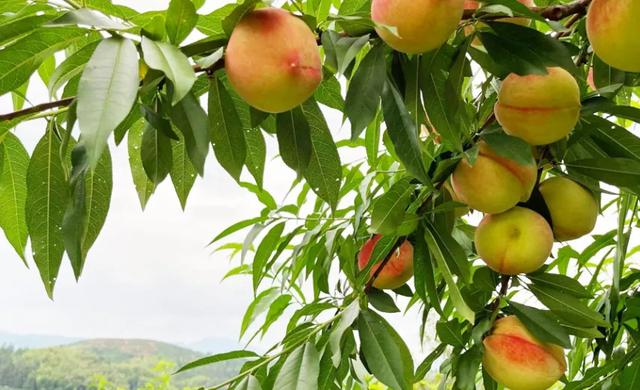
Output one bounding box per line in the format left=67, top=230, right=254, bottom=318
left=1, top=0, right=592, bottom=123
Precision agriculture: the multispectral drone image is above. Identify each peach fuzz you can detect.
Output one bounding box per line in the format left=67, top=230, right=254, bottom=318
left=358, top=235, right=414, bottom=289
left=587, top=0, right=640, bottom=72
left=451, top=142, right=537, bottom=214
left=474, top=207, right=553, bottom=275
left=495, top=67, right=581, bottom=145
left=539, top=177, right=599, bottom=241
left=371, top=0, right=465, bottom=54
left=484, top=316, right=566, bottom=390
left=225, top=8, right=322, bottom=113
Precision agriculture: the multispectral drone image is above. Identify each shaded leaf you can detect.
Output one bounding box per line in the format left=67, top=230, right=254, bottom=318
left=276, top=108, right=312, bottom=177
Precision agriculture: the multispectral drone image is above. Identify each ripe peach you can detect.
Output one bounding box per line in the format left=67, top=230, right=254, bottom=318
left=539, top=177, right=598, bottom=241
left=587, top=0, right=640, bottom=72
left=451, top=142, right=537, bottom=214
left=475, top=207, right=553, bottom=275
left=225, top=8, right=322, bottom=113
left=371, top=0, right=465, bottom=54
left=494, top=67, right=581, bottom=145
left=484, top=316, right=566, bottom=390
left=358, top=235, right=414, bottom=289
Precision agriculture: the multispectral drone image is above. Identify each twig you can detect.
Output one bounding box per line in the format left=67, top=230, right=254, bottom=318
left=488, top=275, right=511, bottom=313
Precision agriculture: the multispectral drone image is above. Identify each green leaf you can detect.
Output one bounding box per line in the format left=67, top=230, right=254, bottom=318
left=529, top=284, right=608, bottom=328
left=565, top=158, right=640, bottom=191
left=580, top=114, right=640, bottom=160
left=252, top=222, right=286, bottom=292
left=240, top=287, right=279, bottom=339
left=208, top=77, right=246, bottom=180
left=165, top=0, right=197, bottom=44
left=620, top=358, right=640, bottom=388
left=141, top=124, right=173, bottom=184
left=261, top=294, right=292, bottom=335
left=508, top=301, right=572, bottom=348
left=26, top=130, right=69, bottom=299
left=424, top=223, right=474, bottom=323
left=300, top=100, right=342, bottom=210
left=321, top=31, right=369, bottom=76
left=127, top=120, right=156, bottom=209
left=344, top=43, right=386, bottom=139
left=276, top=108, right=312, bottom=177
left=329, top=300, right=359, bottom=367
left=209, top=216, right=267, bottom=245
left=169, top=131, right=197, bottom=210
left=413, top=228, right=442, bottom=313
left=482, top=131, right=535, bottom=166
left=0, top=133, right=29, bottom=263
left=454, top=345, right=483, bottom=390
left=357, top=310, right=414, bottom=390
left=436, top=319, right=465, bottom=347
left=196, top=4, right=234, bottom=38
left=273, top=342, right=320, bottom=390
left=236, top=375, right=263, bottom=390
left=37, top=55, right=55, bottom=87
left=50, top=8, right=130, bottom=30
left=0, top=14, right=54, bottom=47
left=314, top=74, right=344, bottom=111
left=0, top=26, right=86, bottom=96
left=48, top=39, right=100, bottom=97
left=176, top=350, right=259, bottom=374
left=370, top=177, right=413, bottom=235
left=415, top=344, right=446, bottom=380
left=77, top=37, right=139, bottom=169
left=244, top=126, right=266, bottom=188
left=221, top=0, right=260, bottom=36
left=141, top=36, right=196, bottom=105
left=381, top=80, right=431, bottom=186
left=528, top=273, right=592, bottom=299
left=368, top=289, right=400, bottom=313
left=168, top=92, right=209, bottom=175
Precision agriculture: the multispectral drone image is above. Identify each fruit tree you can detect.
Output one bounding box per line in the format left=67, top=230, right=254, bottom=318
left=0, top=0, right=639, bottom=389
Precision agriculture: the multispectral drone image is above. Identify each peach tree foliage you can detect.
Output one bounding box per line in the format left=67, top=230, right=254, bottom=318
left=0, top=0, right=639, bottom=389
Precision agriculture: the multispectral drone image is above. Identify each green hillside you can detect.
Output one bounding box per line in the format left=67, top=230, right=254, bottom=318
left=0, top=339, right=241, bottom=389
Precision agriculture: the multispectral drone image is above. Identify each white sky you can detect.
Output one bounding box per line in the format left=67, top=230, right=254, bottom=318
left=0, top=0, right=636, bottom=362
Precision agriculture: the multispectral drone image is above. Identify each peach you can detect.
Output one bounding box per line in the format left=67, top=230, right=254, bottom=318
left=494, top=67, right=581, bottom=145
left=539, top=177, right=598, bottom=241
left=475, top=207, right=553, bottom=275
left=443, top=180, right=469, bottom=218
left=451, top=142, right=537, bottom=214
left=358, top=235, right=414, bottom=289
left=371, top=0, right=465, bottom=54
left=484, top=316, right=566, bottom=390
left=225, top=8, right=322, bottom=113
left=587, top=0, right=640, bottom=72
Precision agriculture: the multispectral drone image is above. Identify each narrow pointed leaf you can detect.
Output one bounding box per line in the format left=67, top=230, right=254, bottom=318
left=170, top=132, right=197, bottom=210
left=77, top=37, right=139, bottom=169
left=0, top=133, right=29, bottom=263
left=141, top=125, right=173, bottom=185
left=127, top=120, right=156, bottom=209
left=165, top=0, right=197, bottom=44
left=169, top=92, right=209, bottom=175
left=276, top=108, right=312, bottom=177
left=273, top=342, right=320, bottom=390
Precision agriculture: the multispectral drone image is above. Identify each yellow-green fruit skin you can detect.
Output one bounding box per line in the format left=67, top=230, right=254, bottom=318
left=483, top=316, right=566, bottom=390
left=539, top=177, right=598, bottom=241
left=451, top=143, right=537, bottom=214
left=371, top=0, right=465, bottom=54
left=587, top=0, right=640, bottom=72
left=475, top=207, right=553, bottom=275
left=495, top=67, right=581, bottom=145
left=225, top=8, right=322, bottom=113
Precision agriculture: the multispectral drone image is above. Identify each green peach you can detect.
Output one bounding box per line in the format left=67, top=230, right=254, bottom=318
left=587, top=0, right=640, bottom=72
left=495, top=67, right=581, bottom=145
left=475, top=207, right=553, bottom=275
left=225, top=8, right=322, bottom=113
left=539, top=177, right=599, bottom=241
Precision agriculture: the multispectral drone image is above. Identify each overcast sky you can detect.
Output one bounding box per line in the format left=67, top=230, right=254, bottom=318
left=0, top=0, right=635, bottom=361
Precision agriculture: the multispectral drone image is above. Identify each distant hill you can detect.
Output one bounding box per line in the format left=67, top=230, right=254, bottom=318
left=0, top=331, right=82, bottom=349
left=0, top=338, right=242, bottom=389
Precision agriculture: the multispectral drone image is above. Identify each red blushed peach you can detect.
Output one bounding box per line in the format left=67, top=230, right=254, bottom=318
left=451, top=142, right=537, bottom=214
left=358, top=235, right=414, bottom=289
left=587, top=0, right=640, bottom=72
left=371, top=0, right=465, bottom=54
left=474, top=207, right=553, bottom=275
left=484, top=316, right=566, bottom=390
left=225, top=8, right=322, bottom=113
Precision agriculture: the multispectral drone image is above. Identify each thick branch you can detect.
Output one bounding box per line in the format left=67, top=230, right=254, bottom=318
left=463, top=0, right=592, bottom=20
left=1, top=0, right=592, bottom=123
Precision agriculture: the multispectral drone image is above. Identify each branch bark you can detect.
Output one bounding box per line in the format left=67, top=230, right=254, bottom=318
left=1, top=0, right=592, bottom=123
